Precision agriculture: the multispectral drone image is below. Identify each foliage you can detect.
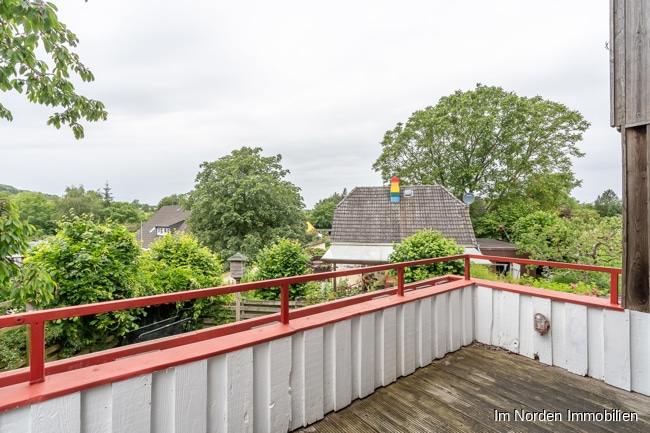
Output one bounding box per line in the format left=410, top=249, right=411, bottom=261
left=102, top=201, right=151, bottom=232
left=307, top=189, right=347, bottom=229
left=28, top=215, right=142, bottom=355
left=593, top=189, right=622, bottom=217
left=251, top=238, right=310, bottom=300
left=518, top=275, right=606, bottom=297
left=54, top=185, right=104, bottom=219
left=139, top=233, right=227, bottom=322
left=372, top=84, right=588, bottom=213
left=0, top=0, right=107, bottom=138
left=11, top=191, right=56, bottom=237
left=513, top=209, right=622, bottom=287
left=157, top=193, right=187, bottom=210
left=0, top=197, right=55, bottom=307
left=0, top=197, right=32, bottom=288
left=388, top=230, right=464, bottom=283
left=187, top=147, right=306, bottom=260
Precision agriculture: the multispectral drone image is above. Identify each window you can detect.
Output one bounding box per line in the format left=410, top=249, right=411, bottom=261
left=156, top=227, right=171, bottom=236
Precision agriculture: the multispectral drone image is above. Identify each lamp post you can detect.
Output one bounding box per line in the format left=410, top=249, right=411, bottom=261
left=227, top=252, right=248, bottom=321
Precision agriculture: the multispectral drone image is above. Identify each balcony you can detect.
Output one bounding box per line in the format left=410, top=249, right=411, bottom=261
left=0, top=255, right=648, bottom=432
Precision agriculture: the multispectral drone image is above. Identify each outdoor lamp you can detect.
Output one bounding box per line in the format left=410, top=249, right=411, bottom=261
left=534, top=313, right=550, bottom=335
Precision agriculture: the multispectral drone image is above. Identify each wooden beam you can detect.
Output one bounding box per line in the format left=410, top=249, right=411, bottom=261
left=622, top=125, right=650, bottom=311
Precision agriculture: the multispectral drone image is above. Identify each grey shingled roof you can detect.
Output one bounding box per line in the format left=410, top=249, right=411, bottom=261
left=135, top=205, right=190, bottom=249
left=330, top=185, right=477, bottom=247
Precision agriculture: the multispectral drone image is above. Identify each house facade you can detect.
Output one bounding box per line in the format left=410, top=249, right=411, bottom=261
left=135, top=205, right=190, bottom=249
left=322, top=183, right=479, bottom=265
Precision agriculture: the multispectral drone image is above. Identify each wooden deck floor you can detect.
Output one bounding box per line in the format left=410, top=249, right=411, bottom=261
left=294, top=344, right=650, bottom=432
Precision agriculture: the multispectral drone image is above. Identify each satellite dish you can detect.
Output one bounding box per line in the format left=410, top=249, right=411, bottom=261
left=463, top=193, right=475, bottom=205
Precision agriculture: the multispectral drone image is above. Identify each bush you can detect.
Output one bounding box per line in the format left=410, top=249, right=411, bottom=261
left=252, top=239, right=310, bottom=300
left=139, top=233, right=228, bottom=323
left=388, top=230, right=464, bottom=283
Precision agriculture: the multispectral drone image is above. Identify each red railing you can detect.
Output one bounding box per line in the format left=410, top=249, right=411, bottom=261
left=0, top=254, right=621, bottom=385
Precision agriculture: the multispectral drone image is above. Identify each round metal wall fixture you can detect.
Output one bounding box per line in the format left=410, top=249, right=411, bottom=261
left=463, top=193, right=475, bottom=205
left=533, top=313, right=550, bottom=335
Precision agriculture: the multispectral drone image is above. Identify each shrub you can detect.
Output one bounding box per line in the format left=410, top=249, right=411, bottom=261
left=388, top=230, right=464, bottom=283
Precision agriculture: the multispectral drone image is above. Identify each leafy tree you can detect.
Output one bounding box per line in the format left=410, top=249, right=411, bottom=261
left=0, top=0, right=107, bottom=138
left=513, top=209, right=622, bottom=287
left=187, top=147, right=306, bottom=260
left=251, top=238, right=310, bottom=300
left=307, top=189, right=347, bottom=229
left=28, top=215, right=142, bottom=356
left=12, top=191, right=56, bottom=237
left=139, top=233, right=226, bottom=322
left=372, top=84, right=588, bottom=213
left=157, top=193, right=186, bottom=210
left=0, top=197, right=55, bottom=307
left=593, top=189, right=622, bottom=217
left=102, top=201, right=151, bottom=232
left=387, top=230, right=464, bottom=283
left=54, top=184, right=103, bottom=219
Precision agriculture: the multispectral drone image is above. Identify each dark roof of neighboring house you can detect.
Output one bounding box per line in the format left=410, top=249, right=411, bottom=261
left=330, top=185, right=477, bottom=247
left=135, top=205, right=190, bottom=249
left=476, top=238, right=518, bottom=251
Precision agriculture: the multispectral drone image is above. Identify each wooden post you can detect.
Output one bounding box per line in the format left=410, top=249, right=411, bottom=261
left=611, top=0, right=650, bottom=312
left=622, top=126, right=649, bottom=310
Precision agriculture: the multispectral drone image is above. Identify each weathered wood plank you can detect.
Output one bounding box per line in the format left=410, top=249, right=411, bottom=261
left=397, top=302, right=416, bottom=377
left=604, top=309, right=631, bottom=391
left=301, top=345, right=650, bottom=433
left=151, top=368, right=176, bottom=432
left=624, top=0, right=650, bottom=126
left=80, top=384, right=111, bottom=433
left=415, top=298, right=432, bottom=367
left=322, top=324, right=335, bottom=414
left=175, top=360, right=207, bottom=433
left=291, top=330, right=324, bottom=430
left=461, top=286, right=474, bottom=346
left=303, top=328, right=324, bottom=426
left=498, top=291, right=519, bottom=353
left=630, top=310, right=650, bottom=395
left=474, top=285, right=493, bottom=345
left=448, top=289, right=462, bottom=352
left=551, top=301, right=566, bottom=369
left=587, top=307, right=605, bottom=380
left=531, top=297, right=552, bottom=365
left=207, top=354, right=227, bottom=433
left=518, top=295, right=534, bottom=359
left=622, top=126, right=650, bottom=311
left=253, top=338, right=291, bottom=432
left=611, top=0, right=626, bottom=126
left=207, top=349, right=254, bottom=433
left=565, top=303, right=588, bottom=376
left=32, top=394, right=80, bottom=433
left=352, top=313, right=375, bottom=399
left=333, top=320, right=352, bottom=411
left=375, top=307, right=396, bottom=388
left=112, top=375, right=151, bottom=433
left=289, top=332, right=305, bottom=431
left=432, top=292, right=448, bottom=358
left=0, top=405, right=30, bottom=433
left=490, top=290, right=503, bottom=347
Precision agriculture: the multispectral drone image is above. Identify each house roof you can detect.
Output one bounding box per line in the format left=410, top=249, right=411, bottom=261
left=476, top=238, right=518, bottom=251
left=329, top=185, right=477, bottom=247
left=135, top=205, right=190, bottom=249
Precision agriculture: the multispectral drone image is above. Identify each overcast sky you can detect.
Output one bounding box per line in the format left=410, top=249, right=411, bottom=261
left=2, top=0, right=620, bottom=209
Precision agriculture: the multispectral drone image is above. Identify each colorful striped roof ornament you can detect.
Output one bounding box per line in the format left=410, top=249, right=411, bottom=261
left=390, top=177, right=400, bottom=203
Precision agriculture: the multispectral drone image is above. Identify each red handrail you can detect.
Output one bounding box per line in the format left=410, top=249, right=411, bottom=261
left=0, top=254, right=621, bottom=385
